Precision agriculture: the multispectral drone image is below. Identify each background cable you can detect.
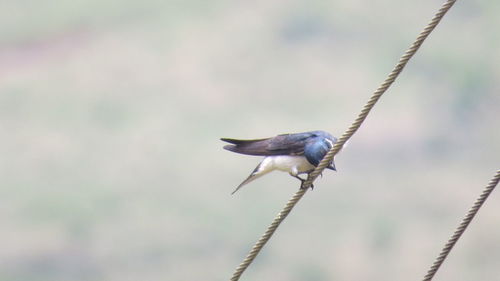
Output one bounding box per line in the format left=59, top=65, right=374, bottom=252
left=422, top=169, right=500, bottom=281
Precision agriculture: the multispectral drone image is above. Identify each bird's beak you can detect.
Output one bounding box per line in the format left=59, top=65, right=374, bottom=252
left=327, top=161, right=336, bottom=171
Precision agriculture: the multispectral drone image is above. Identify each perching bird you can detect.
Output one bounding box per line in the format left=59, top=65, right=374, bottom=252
left=221, top=130, right=337, bottom=194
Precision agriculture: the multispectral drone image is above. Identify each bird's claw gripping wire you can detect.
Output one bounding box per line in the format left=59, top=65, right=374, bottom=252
left=290, top=173, right=314, bottom=190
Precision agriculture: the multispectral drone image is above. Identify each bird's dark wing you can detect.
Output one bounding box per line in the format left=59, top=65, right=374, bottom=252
left=221, top=131, right=321, bottom=156
left=221, top=137, right=276, bottom=155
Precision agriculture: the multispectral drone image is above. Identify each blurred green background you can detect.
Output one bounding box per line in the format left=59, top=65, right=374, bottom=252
left=1, top=0, right=499, bottom=280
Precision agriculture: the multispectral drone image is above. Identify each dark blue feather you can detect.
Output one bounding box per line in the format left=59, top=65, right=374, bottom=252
left=304, top=135, right=337, bottom=169
left=221, top=130, right=336, bottom=160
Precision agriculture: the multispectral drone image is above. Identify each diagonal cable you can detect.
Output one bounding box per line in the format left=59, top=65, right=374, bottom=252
left=422, top=169, right=500, bottom=281
left=230, top=0, right=457, bottom=280
left=302, top=0, right=457, bottom=188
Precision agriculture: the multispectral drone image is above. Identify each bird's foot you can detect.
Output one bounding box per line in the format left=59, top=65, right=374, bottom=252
left=290, top=173, right=314, bottom=190
left=301, top=180, right=314, bottom=190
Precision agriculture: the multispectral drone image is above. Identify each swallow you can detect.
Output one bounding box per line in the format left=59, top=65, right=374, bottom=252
left=221, top=130, right=337, bottom=194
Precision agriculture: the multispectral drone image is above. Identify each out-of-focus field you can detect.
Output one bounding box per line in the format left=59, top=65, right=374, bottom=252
left=1, top=1, right=499, bottom=280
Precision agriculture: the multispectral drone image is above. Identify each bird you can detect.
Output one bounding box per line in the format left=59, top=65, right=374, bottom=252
left=221, top=130, right=337, bottom=194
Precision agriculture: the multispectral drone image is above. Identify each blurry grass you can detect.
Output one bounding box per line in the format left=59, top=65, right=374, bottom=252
left=0, top=0, right=499, bottom=281
left=0, top=0, right=229, bottom=44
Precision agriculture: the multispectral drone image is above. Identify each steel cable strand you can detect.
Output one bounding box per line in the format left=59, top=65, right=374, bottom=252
left=303, top=0, right=457, bottom=187
left=230, top=0, right=457, bottom=280
left=230, top=189, right=307, bottom=281
left=422, top=170, right=500, bottom=281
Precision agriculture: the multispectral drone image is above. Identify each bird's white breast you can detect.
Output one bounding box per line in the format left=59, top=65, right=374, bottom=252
left=263, top=155, right=314, bottom=173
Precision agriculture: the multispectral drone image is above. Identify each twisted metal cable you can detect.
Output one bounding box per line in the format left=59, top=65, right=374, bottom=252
left=422, top=170, right=500, bottom=281
left=230, top=0, right=457, bottom=280
left=302, top=0, right=457, bottom=188
left=230, top=188, right=307, bottom=281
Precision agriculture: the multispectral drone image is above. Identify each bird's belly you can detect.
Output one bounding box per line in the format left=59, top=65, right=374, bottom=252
left=270, top=155, right=314, bottom=173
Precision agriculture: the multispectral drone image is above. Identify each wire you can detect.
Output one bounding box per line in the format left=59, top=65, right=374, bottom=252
left=422, top=170, right=500, bottom=281
left=229, top=0, right=458, bottom=280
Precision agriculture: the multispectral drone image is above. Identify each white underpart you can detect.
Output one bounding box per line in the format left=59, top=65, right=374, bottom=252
left=257, top=155, right=314, bottom=176
left=231, top=155, right=315, bottom=194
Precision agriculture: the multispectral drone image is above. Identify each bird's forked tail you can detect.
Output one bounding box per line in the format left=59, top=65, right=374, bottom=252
left=231, top=161, right=271, bottom=195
